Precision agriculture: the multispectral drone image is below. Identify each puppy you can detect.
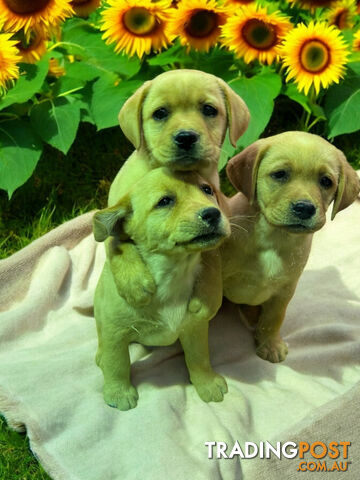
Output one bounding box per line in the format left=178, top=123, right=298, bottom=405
left=107, top=69, right=249, bottom=306
left=221, top=131, right=360, bottom=363
left=93, top=168, right=230, bottom=410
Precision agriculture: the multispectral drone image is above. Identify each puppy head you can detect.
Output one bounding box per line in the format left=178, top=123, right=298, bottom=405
left=227, top=131, right=360, bottom=234
left=93, top=167, right=230, bottom=254
left=118, top=69, right=249, bottom=171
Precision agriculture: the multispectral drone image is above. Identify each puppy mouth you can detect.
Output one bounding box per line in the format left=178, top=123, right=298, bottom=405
left=283, top=223, right=316, bottom=233
left=176, top=230, right=225, bottom=247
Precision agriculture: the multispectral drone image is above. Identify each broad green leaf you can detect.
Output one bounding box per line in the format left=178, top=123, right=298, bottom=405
left=0, top=121, right=42, bottom=198
left=91, top=77, right=142, bottom=130
left=61, top=21, right=141, bottom=78
left=283, top=83, right=311, bottom=114
left=218, top=132, right=236, bottom=172
left=30, top=97, right=81, bottom=154
left=230, top=71, right=282, bottom=149
left=324, top=75, right=360, bottom=138
left=65, top=61, right=101, bottom=82
left=0, top=60, right=49, bottom=111
left=148, top=43, right=188, bottom=66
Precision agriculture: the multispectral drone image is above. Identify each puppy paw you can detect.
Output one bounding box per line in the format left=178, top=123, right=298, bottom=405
left=103, top=383, right=139, bottom=411
left=192, top=372, right=228, bottom=403
left=256, top=336, right=288, bottom=363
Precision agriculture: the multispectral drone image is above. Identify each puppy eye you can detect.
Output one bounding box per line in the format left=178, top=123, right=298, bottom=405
left=319, top=176, right=333, bottom=189
left=152, top=107, right=169, bottom=121
left=202, top=104, right=218, bottom=117
left=200, top=184, right=213, bottom=196
left=156, top=196, right=175, bottom=208
left=270, top=170, right=289, bottom=181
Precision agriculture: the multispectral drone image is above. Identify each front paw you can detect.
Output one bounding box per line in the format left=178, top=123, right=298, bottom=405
left=114, top=274, right=156, bottom=307
left=191, top=371, right=228, bottom=403
left=103, top=383, right=139, bottom=411
left=255, top=336, right=288, bottom=363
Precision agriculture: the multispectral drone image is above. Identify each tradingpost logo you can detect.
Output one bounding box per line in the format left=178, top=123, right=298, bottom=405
left=205, top=441, right=351, bottom=472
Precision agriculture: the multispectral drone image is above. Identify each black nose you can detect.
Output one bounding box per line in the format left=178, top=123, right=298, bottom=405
left=200, top=207, right=221, bottom=227
left=291, top=200, right=316, bottom=220
left=174, top=130, right=199, bottom=151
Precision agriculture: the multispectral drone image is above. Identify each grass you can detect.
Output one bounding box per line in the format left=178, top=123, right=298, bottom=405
left=0, top=117, right=359, bottom=480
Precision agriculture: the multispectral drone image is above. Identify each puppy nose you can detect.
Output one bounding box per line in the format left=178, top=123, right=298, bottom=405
left=174, top=130, right=199, bottom=151
left=200, top=207, right=221, bottom=227
left=291, top=200, right=316, bottom=220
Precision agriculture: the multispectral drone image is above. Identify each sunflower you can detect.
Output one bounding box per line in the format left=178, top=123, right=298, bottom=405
left=326, top=0, right=356, bottom=29
left=353, top=29, right=360, bottom=51
left=71, top=0, right=101, bottom=17
left=221, top=5, right=292, bottom=64
left=48, top=58, right=66, bottom=77
left=287, top=0, right=338, bottom=10
left=281, top=21, right=349, bottom=94
left=0, top=0, right=74, bottom=34
left=0, top=33, right=20, bottom=94
left=224, top=0, right=254, bottom=6
left=101, top=0, right=173, bottom=58
left=13, top=28, right=48, bottom=64
left=169, top=0, right=228, bottom=52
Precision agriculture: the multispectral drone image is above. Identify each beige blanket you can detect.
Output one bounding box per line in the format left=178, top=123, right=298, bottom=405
left=0, top=200, right=359, bottom=480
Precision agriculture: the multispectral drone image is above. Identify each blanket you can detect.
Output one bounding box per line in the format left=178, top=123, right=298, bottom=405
left=0, top=199, right=359, bottom=480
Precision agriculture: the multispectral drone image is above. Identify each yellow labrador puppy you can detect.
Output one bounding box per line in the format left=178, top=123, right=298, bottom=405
left=93, top=168, right=230, bottom=410
left=107, top=69, right=249, bottom=306
left=222, top=131, right=360, bottom=363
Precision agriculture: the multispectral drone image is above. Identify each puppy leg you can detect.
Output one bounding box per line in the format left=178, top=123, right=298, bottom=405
left=107, top=239, right=156, bottom=307
left=182, top=251, right=227, bottom=402
left=254, top=293, right=293, bottom=363
left=180, top=321, right=227, bottom=403
left=96, top=329, right=138, bottom=411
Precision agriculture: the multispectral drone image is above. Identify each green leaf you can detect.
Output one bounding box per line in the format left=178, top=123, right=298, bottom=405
left=30, top=97, right=81, bottom=154
left=283, top=83, right=311, bottom=114
left=218, top=132, right=236, bottom=172
left=61, top=20, right=141, bottom=78
left=147, top=43, right=188, bottom=66
left=91, top=77, right=142, bottom=130
left=230, top=71, right=282, bottom=149
left=324, top=75, right=360, bottom=138
left=0, top=121, right=42, bottom=198
left=65, top=61, right=101, bottom=82
left=0, top=59, right=49, bottom=111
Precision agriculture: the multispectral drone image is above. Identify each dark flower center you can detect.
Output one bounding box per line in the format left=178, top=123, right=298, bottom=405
left=185, top=10, right=218, bottom=38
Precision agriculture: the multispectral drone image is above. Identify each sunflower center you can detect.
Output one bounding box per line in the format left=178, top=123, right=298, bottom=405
left=4, top=0, right=50, bottom=14
left=334, top=10, right=349, bottom=30
left=185, top=10, right=218, bottom=38
left=300, top=40, right=330, bottom=73
left=123, top=7, right=157, bottom=36
left=72, top=0, right=89, bottom=4
left=242, top=19, right=277, bottom=50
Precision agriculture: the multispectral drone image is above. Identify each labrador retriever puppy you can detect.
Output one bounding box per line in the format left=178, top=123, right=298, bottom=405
left=107, top=69, right=249, bottom=307
left=93, top=168, right=230, bottom=410
left=222, top=131, right=360, bottom=363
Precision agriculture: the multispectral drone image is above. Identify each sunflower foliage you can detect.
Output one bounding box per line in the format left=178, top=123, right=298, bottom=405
left=0, top=0, right=360, bottom=198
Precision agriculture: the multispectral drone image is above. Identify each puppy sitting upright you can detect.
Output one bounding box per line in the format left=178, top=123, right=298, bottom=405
left=222, top=131, right=360, bottom=363
left=107, top=69, right=249, bottom=306
left=93, top=168, right=230, bottom=410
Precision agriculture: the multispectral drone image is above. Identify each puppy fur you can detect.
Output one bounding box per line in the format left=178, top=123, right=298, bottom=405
left=107, top=69, right=249, bottom=307
left=222, top=131, right=360, bottom=363
left=93, top=168, right=230, bottom=410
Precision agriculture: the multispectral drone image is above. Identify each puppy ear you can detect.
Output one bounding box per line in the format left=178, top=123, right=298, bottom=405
left=226, top=140, right=269, bottom=204
left=217, top=78, right=250, bottom=147
left=331, top=150, right=360, bottom=220
left=118, top=81, right=152, bottom=149
left=93, top=198, right=130, bottom=242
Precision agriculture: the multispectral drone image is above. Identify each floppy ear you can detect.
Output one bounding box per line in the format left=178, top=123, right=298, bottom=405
left=331, top=150, right=360, bottom=220
left=226, top=140, right=269, bottom=204
left=93, top=198, right=130, bottom=242
left=217, top=78, right=250, bottom=147
left=118, top=81, right=152, bottom=150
